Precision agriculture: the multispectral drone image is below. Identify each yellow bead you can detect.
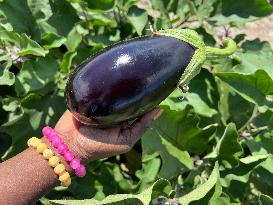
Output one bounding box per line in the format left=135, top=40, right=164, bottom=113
left=61, top=177, right=71, bottom=187
left=59, top=172, right=70, bottom=183
left=48, top=156, right=60, bottom=167
left=43, top=149, right=54, bottom=159
left=54, top=163, right=66, bottom=175
left=27, top=137, right=40, bottom=147
left=36, top=143, right=48, bottom=154
left=32, top=139, right=42, bottom=148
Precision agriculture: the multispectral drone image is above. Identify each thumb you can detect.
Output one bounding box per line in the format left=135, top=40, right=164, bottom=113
left=128, top=108, right=163, bottom=143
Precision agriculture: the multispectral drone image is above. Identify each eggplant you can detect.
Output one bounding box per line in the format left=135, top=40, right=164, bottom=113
left=65, top=28, right=236, bottom=126
left=66, top=34, right=194, bottom=126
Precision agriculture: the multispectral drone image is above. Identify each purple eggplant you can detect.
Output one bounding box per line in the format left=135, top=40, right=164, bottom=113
left=65, top=35, right=194, bottom=126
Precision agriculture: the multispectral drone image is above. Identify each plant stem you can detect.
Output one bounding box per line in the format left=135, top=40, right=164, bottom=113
left=238, top=105, right=260, bottom=133
left=205, top=38, right=237, bottom=57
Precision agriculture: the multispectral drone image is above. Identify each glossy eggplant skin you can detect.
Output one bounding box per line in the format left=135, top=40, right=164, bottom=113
left=66, top=35, right=195, bottom=126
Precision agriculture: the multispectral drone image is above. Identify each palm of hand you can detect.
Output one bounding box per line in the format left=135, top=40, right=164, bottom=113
left=54, top=109, right=161, bottom=164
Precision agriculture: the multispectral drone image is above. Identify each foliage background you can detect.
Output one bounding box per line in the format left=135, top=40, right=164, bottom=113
left=0, top=0, right=273, bottom=204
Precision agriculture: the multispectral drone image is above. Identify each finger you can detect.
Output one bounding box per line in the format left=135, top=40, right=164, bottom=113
left=123, top=108, right=163, bottom=144
left=54, top=110, right=79, bottom=135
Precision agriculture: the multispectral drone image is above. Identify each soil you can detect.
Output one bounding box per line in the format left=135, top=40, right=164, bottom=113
left=243, top=15, right=273, bottom=47
left=138, top=0, right=273, bottom=47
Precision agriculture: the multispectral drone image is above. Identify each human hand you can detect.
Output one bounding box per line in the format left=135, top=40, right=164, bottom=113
left=53, top=109, right=162, bottom=165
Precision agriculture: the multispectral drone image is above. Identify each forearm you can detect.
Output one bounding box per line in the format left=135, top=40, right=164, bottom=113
left=0, top=146, right=58, bottom=205
left=0, top=109, right=158, bottom=205
left=0, top=136, right=79, bottom=205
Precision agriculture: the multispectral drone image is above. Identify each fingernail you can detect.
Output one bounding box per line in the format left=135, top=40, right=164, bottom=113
left=153, top=109, right=163, bottom=120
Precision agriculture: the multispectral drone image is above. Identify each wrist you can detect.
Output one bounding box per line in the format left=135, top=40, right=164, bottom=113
left=53, top=112, right=92, bottom=165
left=42, top=126, right=88, bottom=177
left=52, top=129, right=90, bottom=165
left=41, top=137, right=74, bottom=174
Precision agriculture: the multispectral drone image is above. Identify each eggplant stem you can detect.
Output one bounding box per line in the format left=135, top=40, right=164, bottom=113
left=205, top=39, right=237, bottom=57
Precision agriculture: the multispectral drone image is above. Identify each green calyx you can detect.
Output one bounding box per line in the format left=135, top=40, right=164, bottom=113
left=206, top=39, right=237, bottom=57
left=156, top=29, right=237, bottom=89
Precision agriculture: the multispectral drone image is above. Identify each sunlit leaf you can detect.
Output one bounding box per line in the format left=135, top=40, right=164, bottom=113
left=205, top=123, right=243, bottom=169
left=52, top=179, right=172, bottom=205
left=178, top=162, right=220, bottom=205
left=127, top=6, right=148, bottom=35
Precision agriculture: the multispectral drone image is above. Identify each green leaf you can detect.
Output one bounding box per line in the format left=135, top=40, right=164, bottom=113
left=195, top=0, right=217, bottom=22
left=184, top=93, right=217, bottom=117
left=151, top=0, right=166, bottom=12
left=178, top=162, right=220, bottom=205
left=17, top=34, right=48, bottom=56
left=209, top=193, right=240, bottom=205
left=216, top=70, right=273, bottom=106
left=227, top=91, right=254, bottom=128
left=86, top=0, right=116, bottom=11
left=0, top=93, right=64, bottom=159
left=0, top=0, right=41, bottom=40
left=86, top=11, right=117, bottom=27
left=259, top=194, right=273, bottom=205
left=195, top=27, right=217, bottom=47
left=127, top=6, right=148, bottom=35
left=215, top=40, right=273, bottom=106
left=136, top=157, right=161, bottom=192
left=1, top=0, right=273, bottom=203
left=239, top=154, right=269, bottom=164
left=210, top=0, right=273, bottom=26
left=123, top=0, right=141, bottom=10
left=27, top=0, right=52, bottom=20
left=47, top=0, right=79, bottom=36
left=244, top=132, right=273, bottom=155
left=69, top=162, right=134, bottom=200
left=0, top=61, right=15, bottom=86
left=154, top=15, right=172, bottom=30
left=161, top=89, right=217, bottom=118
left=142, top=107, right=216, bottom=178
left=142, top=125, right=193, bottom=179
left=205, top=123, right=243, bottom=169
left=0, top=53, right=9, bottom=63
left=65, top=25, right=84, bottom=52
left=15, top=57, right=58, bottom=95
left=250, top=157, right=273, bottom=197
left=216, top=78, right=230, bottom=125
left=151, top=0, right=176, bottom=13
left=0, top=10, right=13, bottom=32
left=220, top=154, right=268, bottom=200
left=87, top=34, right=114, bottom=47
left=1, top=97, right=21, bottom=112
left=187, top=69, right=220, bottom=116
left=41, top=33, right=66, bottom=50
left=60, top=51, right=77, bottom=73
left=220, top=155, right=269, bottom=189
left=254, top=109, right=273, bottom=130
left=52, top=179, right=172, bottom=205
left=0, top=31, right=48, bottom=56
left=235, top=40, right=273, bottom=76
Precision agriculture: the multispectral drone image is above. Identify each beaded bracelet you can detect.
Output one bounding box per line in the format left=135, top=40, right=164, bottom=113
left=42, top=126, right=86, bottom=177
left=27, top=137, right=72, bottom=187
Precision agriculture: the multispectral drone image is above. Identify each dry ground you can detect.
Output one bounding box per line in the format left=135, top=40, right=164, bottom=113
left=138, top=0, right=273, bottom=47
left=243, top=15, right=273, bottom=47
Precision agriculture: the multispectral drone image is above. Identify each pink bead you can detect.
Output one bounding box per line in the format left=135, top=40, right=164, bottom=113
left=57, top=143, right=68, bottom=155
left=75, top=164, right=86, bottom=177
left=51, top=136, right=62, bottom=148
left=42, top=126, right=52, bottom=138
left=64, top=151, right=75, bottom=162
left=70, top=158, right=80, bottom=170
left=46, top=132, right=56, bottom=142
